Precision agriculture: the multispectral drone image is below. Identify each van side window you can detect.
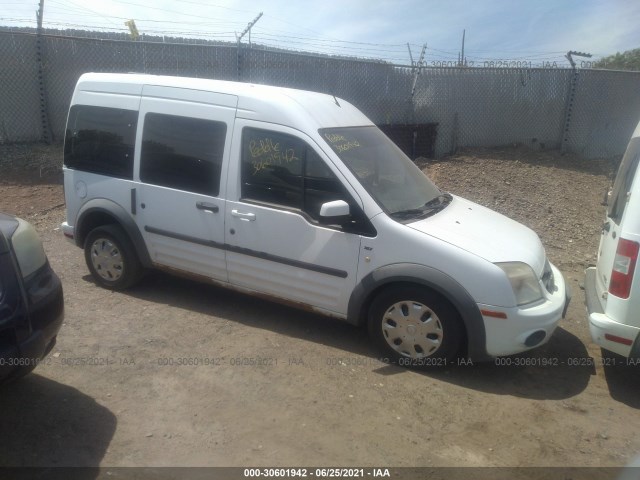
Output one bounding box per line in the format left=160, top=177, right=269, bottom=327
left=241, top=128, right=376, bottom=236
left=140, top=113, right=226, bottom=196
left=64, top=105, right=137, bottom=179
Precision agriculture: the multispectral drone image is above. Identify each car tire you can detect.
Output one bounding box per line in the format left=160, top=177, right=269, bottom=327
left=0, top=363, right=37, bottom=386
left=368, top=285, right=463, bottom=368
left=84, top=224, right=143, bottom=290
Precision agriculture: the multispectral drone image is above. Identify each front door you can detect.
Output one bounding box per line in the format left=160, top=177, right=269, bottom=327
left=224, top=121, right=371, bottom=316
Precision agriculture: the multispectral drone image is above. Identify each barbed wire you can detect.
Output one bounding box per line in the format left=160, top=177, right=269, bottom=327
left=0, top=0, right=609, bottom=66
left=1, top=27, right=608, bottom=69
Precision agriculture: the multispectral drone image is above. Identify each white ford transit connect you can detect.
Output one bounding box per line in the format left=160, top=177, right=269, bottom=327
left=62, top=73, right=570, bottom=366
left=585, top=121, right=640, bottom=358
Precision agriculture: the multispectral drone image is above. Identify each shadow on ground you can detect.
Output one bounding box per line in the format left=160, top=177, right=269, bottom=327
left=105, top=270, right=593, bottom=402
left=602, top=350, right=640, bottom=409
left=0, top=374, right=116, bottom=473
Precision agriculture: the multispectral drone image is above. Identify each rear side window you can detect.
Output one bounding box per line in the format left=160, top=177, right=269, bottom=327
left=140, top=113, right=226, bottom=196
left=609, top=137, right=640, bottom=223
left=64, top=105, right=137, bottom=179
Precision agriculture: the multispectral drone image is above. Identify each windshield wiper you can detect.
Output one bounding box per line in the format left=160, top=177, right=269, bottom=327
left=390, top=208, right=426, bottom=218
left=424, top=192, right=452, bottom=207
left=390, top=193, right=452, bottom=220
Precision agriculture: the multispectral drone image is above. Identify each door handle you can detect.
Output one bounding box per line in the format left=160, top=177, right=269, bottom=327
left=196, top=202, right=219, bottom=213
left=231, top=209, right=256, bottom=221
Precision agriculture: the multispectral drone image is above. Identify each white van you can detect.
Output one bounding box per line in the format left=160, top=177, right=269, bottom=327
left=62, top=73, right=570, bottom=366
left=585, top=121, right=640, bottom=358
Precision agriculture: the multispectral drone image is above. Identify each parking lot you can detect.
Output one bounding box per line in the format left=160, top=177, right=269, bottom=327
left=1, top=143, right=639, bottom=469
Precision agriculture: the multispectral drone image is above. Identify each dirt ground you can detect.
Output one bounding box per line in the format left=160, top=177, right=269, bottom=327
left=1, top=143, right=639, bottom=472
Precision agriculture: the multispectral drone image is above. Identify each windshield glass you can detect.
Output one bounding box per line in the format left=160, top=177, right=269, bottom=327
left=320, top=126, right=442, bottom=216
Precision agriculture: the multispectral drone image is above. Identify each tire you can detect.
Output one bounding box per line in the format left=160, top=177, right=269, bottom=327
left=0, top=363, right=37, bottom=387
left=84, top=224, right=143, bottom=290
left=368, top=285, right=463, bottom=367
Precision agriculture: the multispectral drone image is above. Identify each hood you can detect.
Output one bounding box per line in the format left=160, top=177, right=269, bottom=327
left=407, top=195, right=546, bottom=275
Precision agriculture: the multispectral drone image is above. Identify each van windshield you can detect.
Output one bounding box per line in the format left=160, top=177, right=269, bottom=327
left=608, top=136, right=640, bottom=223
left=320, top=126, right=445, bottom=218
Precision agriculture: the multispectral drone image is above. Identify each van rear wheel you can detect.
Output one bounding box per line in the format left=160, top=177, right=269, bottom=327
left=84, top=225, right=143, bottom=290
left=368, top=285, right=462, bottom=368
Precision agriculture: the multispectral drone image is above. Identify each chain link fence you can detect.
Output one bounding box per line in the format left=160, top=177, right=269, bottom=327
left=414, top=67, right=576, bottom=156
left=2, top=30, right=640, bottom=159
left=565, top=69, right=640, bottom=158
left=0, top=33, right=42, bottom=142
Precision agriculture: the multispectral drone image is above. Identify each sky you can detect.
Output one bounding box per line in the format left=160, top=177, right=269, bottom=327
left=1, top=0, right=638, bottom=66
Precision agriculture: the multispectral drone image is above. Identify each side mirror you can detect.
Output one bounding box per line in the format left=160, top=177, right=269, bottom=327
left=319, top=200, right=351, bottom=224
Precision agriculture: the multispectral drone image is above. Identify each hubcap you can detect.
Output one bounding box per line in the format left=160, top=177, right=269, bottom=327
left=381, top=301, right=444, bottom=358
left=90, top=238, right=123, bottom=282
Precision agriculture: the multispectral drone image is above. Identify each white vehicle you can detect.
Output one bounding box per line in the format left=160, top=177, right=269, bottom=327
left=585, top=121, right=640, bottom=358
left=62, top=73, right=570, bottom=366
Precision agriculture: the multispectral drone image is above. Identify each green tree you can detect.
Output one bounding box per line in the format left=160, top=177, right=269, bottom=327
left=593, top=48, right=640, bottom=71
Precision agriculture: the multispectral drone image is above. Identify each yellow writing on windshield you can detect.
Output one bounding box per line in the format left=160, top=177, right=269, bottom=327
left=324, top=133, right=346, bottom=143
left=324, top=133, right=360, bottom=154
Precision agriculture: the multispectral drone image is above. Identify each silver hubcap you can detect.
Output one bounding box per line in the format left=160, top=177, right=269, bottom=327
left=382, top=301, right=444, bottom=358
left=90, top=238, right=123, bottom=282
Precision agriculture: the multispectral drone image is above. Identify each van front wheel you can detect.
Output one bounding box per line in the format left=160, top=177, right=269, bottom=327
left=368, top=286, right=462, bottom=367
left=84, top=225, right=143, bottom=290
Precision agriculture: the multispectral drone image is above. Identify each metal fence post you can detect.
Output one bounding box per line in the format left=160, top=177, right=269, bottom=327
left=236, top=13, right=262, bottom=82
left=560, top=50, right=591, bottom=153
left=36, top=1, right=53, bottom=143
left=560, top=63, right=580, bottom=153
left=236, top=41, right=242, bottom=81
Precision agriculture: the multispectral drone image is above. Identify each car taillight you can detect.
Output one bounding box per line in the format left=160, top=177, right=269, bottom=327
left=609, top=238, right=639, bottom=299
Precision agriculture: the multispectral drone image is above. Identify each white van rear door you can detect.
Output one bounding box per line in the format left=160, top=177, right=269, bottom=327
left=596, top=136, right=640, bottom=307
left=134, top=86, right=237, bottom=282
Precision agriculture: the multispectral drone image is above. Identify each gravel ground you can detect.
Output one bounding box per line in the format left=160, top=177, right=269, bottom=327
left=1, top=143, right=638, bottom=473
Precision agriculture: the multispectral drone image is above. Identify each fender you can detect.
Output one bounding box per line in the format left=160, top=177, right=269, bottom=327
left=75, top=199, right=152, bottom=268
left=348, top=263, right=490, bottom=361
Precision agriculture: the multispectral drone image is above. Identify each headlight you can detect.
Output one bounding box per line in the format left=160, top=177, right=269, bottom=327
left=10, top=218, right=48, bottom=279
left=496, top=262, right=543, bottom=306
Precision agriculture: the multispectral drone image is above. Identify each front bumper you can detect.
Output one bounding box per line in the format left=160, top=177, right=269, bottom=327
left=584, top=267, right=639, bottom=358
left=0, top=267, right=64, bottom=382
left=480, top=262, right=570, bottom=357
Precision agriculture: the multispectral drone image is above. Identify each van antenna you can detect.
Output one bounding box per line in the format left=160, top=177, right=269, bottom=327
left=333, top=94, right=341, bottom=107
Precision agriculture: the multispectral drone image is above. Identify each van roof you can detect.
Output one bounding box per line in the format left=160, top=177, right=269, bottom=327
left=75, top=72, right=374, bottom=130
